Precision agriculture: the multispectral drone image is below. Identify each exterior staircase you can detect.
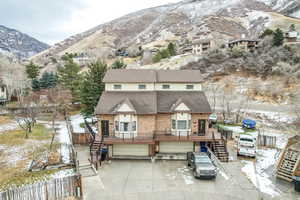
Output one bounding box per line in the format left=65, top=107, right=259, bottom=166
left=84, top=119, right=103, bottom=163
left=277, top=150, right=299, bottom=182
left=212, top=140, right=229, bottom=162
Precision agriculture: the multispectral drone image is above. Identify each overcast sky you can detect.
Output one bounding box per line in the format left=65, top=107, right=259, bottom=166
left=1, top=0, right=180, bottom=45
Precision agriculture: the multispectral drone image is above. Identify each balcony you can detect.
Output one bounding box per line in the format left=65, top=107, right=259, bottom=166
left=154, top=128, right=222, bottom=142
left=103, top=131, right=155, bottom=144
left=102, top=128, right=223, bottom=144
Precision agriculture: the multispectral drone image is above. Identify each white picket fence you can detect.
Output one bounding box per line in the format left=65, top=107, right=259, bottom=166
left=0, top=175, right=82, bottom=200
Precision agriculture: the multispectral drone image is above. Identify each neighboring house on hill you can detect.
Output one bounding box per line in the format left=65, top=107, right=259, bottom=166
left=284, top=31, right=300, bottom=43
left=95, top=69, right=228, bottom=161
left=0, top=81, right=8, bottom=104
left=228, top=39, right=259, bottom=52
left=192, top=39, right=214, bottom=55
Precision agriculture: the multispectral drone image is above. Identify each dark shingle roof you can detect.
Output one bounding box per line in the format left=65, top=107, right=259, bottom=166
left=95, top=91, right=211, bottom=115
left=157, top=91, right=211, bottom=113
left=95, top=91, right=157, bottom=115
left=103, top=69, right=203, bottom=83
left=156, top=70, right=203, bottom=83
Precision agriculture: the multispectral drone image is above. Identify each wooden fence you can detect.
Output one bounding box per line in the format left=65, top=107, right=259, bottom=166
left=72, top=132, right=90, bottom=145
left=257, top=134, right=277, bottom=148
left=216, top=126, right=233, bottom=140
left=0, top=174, right=82, bottom=200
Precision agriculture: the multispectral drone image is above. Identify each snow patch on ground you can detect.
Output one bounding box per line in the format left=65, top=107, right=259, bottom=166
left=247, top=10, right=271, bottom=27
left=291, top=10, right=300, bottom=18
left=51, top=169, right=75, bottom=179
left=0, top=122, right=19, bottom=133
left=0, top=145, right=26, bottom=167
left=222, top=126, right=245, bottom=134
left=70, top=114, right=85, bottom=133
left=241, top=148, right=281, bottom=198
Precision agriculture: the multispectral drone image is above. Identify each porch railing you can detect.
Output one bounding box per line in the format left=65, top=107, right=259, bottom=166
left=154, top=130, right=207, bottom=140
left=104, top=131, right=154, bottom=141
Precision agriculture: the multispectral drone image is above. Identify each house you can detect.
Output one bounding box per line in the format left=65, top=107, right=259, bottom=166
left=284, top=31, right=300, bottom=43
left=228, top=39, right=259, bottom=52
left=95, top=69, right=228, bottom=161
left=276, top=135, right=300, bottom=182
left=0, top=80, right=8, bottom=104
left=192, top=39, right=214, bottom=55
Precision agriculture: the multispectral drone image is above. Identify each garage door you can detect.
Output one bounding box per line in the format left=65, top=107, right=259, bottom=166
left=113, top=144, right=149, bottom=156
left=159, top=142, right=194, bottom=153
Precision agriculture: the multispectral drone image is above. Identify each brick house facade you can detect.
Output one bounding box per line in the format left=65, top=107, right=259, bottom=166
left=95, top=69, right=223, bottom=159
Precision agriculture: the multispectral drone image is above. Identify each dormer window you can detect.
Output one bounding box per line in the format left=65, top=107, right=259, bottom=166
left=162, top=84, right=170, bottom=89
left=114, top=84, right=122, bottom=90
left=186, top=85, right=194, bottom=90
left=138, top=84, right=146, bottom=89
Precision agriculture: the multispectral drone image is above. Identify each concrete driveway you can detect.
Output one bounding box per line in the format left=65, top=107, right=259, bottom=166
left=83, top=160, right=263, bottom=200
left=75, top=143, right=299, bottom=200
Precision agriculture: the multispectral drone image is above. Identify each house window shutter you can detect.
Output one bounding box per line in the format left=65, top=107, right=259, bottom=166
left=132, top=121, right=136, bottom=131
left=115, top=121, right=119, bottom=131
left=172, top=119, right=176, bottom=129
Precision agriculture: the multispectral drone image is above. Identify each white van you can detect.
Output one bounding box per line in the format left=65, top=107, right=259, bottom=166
left=237, top=134, right=256, bottom=158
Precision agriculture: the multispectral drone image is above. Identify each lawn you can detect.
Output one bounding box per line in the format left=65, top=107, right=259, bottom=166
left=0, top=123, right=61, bottom=191
left=0, top=115, right=12, bottom=125
left=0, top=123, right=52, bottom=146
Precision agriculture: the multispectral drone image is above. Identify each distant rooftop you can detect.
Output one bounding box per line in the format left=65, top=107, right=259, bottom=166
left=103, top=69, right=203, bottom=83
left=228, top=38, right=260, bottom=44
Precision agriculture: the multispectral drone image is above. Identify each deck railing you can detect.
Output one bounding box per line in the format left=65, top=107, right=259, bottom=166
left=104, top=131, right=154, bottom=141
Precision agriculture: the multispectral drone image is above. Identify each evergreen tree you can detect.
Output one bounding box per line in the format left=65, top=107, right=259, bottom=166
left=289, top=24, right=296, bottom=32
left=48, top=72, right=58, bottom=88
left=167, top=42, right=176, bottom=56
left=80, top=61, right=107, bottom=117
left=153, top=52, right=162, bottom=63
left=260, top=28, right=274, bottom=38
left=39, top=72, right=51, bottom=89
left=58, top=58, right=82, bottom=102
left=111, top=59, right=127, bottom=69
left=26, top=61, right=39, bottom=80
left=273, top=28, right=284, bottom=47
left=31, top=79, right=40, bottom=91
left=160, top=49, right=171, bottom=59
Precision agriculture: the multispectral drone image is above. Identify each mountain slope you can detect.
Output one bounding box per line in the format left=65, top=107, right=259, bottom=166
left=0, top=25, right=49, bottom=59
left=31, top=0, right=300, bottom=69
left=257, top=0, right=300, bottom=17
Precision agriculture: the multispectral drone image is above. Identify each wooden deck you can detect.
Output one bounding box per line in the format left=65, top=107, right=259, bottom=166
left=154, top=128, right=222, bottom=142
left=103, top=128, right=222, bottom=144
left=103, top=136, right=155, bottom=144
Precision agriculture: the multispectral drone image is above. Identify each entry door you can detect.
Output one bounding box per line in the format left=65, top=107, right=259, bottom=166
left=198, top=120, right=206, bottom=136
left=101, top=120, right=109, bottom=137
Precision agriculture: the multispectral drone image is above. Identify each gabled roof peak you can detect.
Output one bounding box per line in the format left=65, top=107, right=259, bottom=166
left=113, top=98, right=136, bottom=113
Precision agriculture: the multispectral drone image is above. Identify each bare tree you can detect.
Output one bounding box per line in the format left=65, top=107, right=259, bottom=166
left=205, top=83, right=221, bottom=113
left=11, top=92, right=41, bottom=138
left=46, top=87, right=73, bottom=149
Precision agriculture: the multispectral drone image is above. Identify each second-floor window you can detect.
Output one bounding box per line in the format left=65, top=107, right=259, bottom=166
left=138, top=84, right=146, bottom=89
left=115, top=121, right=136, bottom=132
left=162, top=84, right=170, bottom=89
left=186, top=85, right=194, bottom=90
left=114, top=84, right=122, bottom=90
